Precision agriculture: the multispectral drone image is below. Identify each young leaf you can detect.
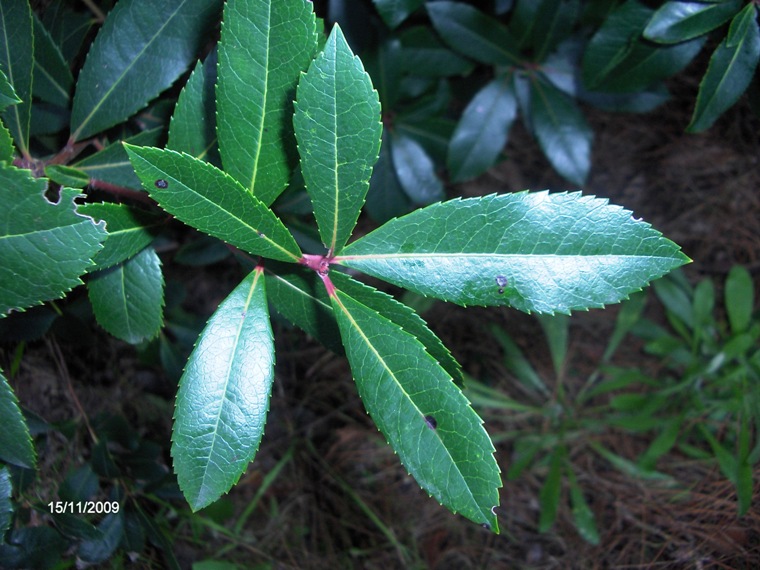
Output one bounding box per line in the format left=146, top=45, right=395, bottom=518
left=390, top=130, right=444, bottom=205
left=0, top=370, right=35, bottom=469
left=566, top=466, right=600, bottom=544
left=336, top=192, right=690, bottom=314
left=168, top=52, right=219, bottom=166
left=426, top=2, right=521, bottom=66
left=0, top=0, right=33, bottom=157
left=374, top=0, right=424, bottom=29
left=294, top=25, right=382, bottom=254
left=124, top=145, right=301, bottom=262
left=448, top=76, right=517, bottom=182
left=528, top=76, right=592, bottom=185
left=644, top=0, right=743, bottom=44
left=87, top=246, right=164, bottom=344
left=70, top=0, right=222, bottom=141
left=0, top=168, right=107, bottom=315
left=687, top=5, right=760, bottom=132
left=172, top=267, right=275, bottom=511
left=329, top=286, right=500, bottom=530
left=217, top=0, right=317, bottom=204
left=31, top=14, right=72, bottom=107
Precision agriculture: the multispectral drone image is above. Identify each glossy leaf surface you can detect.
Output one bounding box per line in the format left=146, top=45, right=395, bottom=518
left=0, top=68, right=19, bottom=110
left=87, top=246, right=164, bottom=344
left=125, top=145, right=301, bottom=262
left=168, top=53, right=219, bottom=165
left=337, top=192, right=690, bottom=314
left=70, top=0, right=222, bottom=140
left=448, top=76, right=517, bottom=182
left=294, top=25, right=381, bottom=254
left=427, top=1, right=520, bottom=66
left=0, top=370, right=35, bottom=469
left=172, top=267, right=274, bottom=510
left=330, top=288, right=500, bottom=530
left=0, top=467, right=11, bottom=536
left=77, top=203, right=163, bottom=271
left=398, top=26, right=473, bottom=77
left=529, top=77, right=592, bottom=185
left=0, top=168, right=106, bottom=315
left=688, top=5, right=760, bottom=132
left=644, top=0, right=742, bottom=44
left=217, top=0, right=317, bottom=204
left=0, top=0, right=33, bottom=156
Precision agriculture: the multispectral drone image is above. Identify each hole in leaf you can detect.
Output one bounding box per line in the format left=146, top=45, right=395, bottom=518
left=154, top=179, right=168, bottom=189
left=424, top=415, right=437, bottom=430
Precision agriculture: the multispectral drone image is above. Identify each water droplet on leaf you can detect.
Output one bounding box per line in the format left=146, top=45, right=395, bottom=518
left=154, top=179, right=168, bottom=189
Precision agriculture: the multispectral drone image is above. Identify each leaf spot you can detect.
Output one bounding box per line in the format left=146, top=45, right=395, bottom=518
left=258, top=231, right=265, bottom=238
left=495, top=275, right=508, bottom=294
left=424, top=415, right=437, bottom=430
left=154, top=179, right=168, bottom=189
left=481, top=523, right=491, bottom=530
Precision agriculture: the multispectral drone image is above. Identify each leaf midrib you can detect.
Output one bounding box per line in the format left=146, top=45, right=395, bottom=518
left=333, top=290, right=482, bottom=514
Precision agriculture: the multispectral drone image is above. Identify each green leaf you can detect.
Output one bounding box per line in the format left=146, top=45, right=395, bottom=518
left=0, top=67, right=20, bottom=111
left=490, top=325, right=548, bottom=395
left=374, top=0, right=424, bottom=29
left=567, top=466, right=599, bottom=544
left=172, top=267, right=275, bottom=511
left=0, top=0, right=33, bottom=156
left=390, top=130, right=444, bottom=205
left=124, top=145, right=301, bottom=262
left=725, top=265, right=753, bottom=334
left=687, top=5, right=760, bottom=132
left=0, top=370, right=35, bottom=468
left=41, top=0, right=94, bottom=65
left=582, top=1, right=654, bottom=88
left=426, top=1, right=521, bottom=66
left=294, top=25, right=382, bottom=254
left=87, top=246, right=164, bottom=344
left=0, top=121, right=14, bottom=164
left=538, top=446, right=563, bottom=532
left=32, top=13, right=72, bottom=106
left=644, top=0, right=743, bottom=44
left=397, top=26, right=474, bottom=77
left=0, top=168, right=107, bottom=315
left=528, top=77, right=592, bottom=185
left=330, top=286, right=500, bottom=530
left=75, top=128, right=162, bottom=189
left=536, top=313, right=568, bottom=379
left=511, top=0, right=580, bottom=61
left=365, top=131, right=411, bottom=223
left=168, top=52, right=220, bottom=166
left=70, top=0, right=222, bottom=141
left=336, top=192, right=690, bottom=314
left=44, top=165, right=89, bottom=188
left=448, top=76, right=517, bottom=182
left=330, top=272, right=463, bottom=386
left=78, top=512, right=124, bottom=563
left=217, top=0, right=317, bottom=204
left=0, top=466, right=12, bottom=536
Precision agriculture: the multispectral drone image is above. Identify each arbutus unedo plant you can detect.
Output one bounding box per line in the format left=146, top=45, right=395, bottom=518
left=0, top=0, right=690, bottom=536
